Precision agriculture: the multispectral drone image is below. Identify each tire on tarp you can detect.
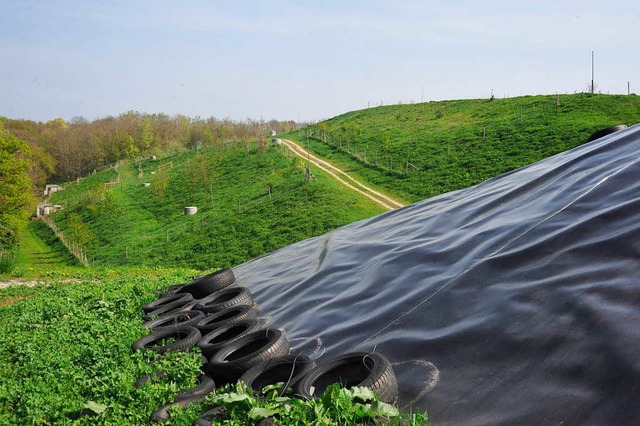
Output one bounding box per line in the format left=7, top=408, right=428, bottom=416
left=197, top=319, right=260, bottom=359
left=239, top=354, right=315, bottom=395
left=586, top=124, right=628, bottom=142
left=194, top=287, right=254, bottom=314
left=142, top=293, right=194, bottom=314
left=131, top=326, right=202, bottom=354
left=294, top=352, right=398, bottom=404
left=205, top=329, right=290, bottom=385
left=177, top=268, right=236, bottom=298
left=143, top=310, right=206, bottom=331
left=195, top=305, right=260, bottom=335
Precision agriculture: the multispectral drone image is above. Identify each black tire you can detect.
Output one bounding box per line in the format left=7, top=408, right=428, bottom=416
left=587, top=124, right=628, bottom=142
left=194, top=287, right=254, bottom=314
left=196, top=305, right=260, bottom=334
left=178, top=268, right=236, bottom=299
left=145, top=300, right=198, bottom=321
left=197, top=319, right=261, bottom=359
left=193, top=406, right=226, bottom=426
left=144, top=310, right=206, bottom=331
left=207, top=329, right=289, bottom=384
left=131, top=326, right=202, bottom=354
left=240, top=354, right=315, bottom=395
left=175, top=374, right=216, bottom=402
left=143, top=293, right=194, bottom=314
left=294, top=352, right=398, bottom=404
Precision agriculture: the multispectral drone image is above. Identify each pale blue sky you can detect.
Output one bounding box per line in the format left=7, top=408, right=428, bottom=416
left=1, top=0, right=638, bottom=122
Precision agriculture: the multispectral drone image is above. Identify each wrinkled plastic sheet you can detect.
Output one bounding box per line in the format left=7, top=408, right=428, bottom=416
left=233, top=124, right=640, bottom=425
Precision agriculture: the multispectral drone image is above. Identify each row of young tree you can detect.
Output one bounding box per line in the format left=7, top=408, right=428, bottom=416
left=0, top=112, right=301, bottom=270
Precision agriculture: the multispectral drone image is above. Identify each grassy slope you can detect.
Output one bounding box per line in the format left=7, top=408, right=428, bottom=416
left=49, top=143, right=385, bottom=270
left=285, top=93, right=640, bottom=203
left=13, top=221, right=79, bottom=274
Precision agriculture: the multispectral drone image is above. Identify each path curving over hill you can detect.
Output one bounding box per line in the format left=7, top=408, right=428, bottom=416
left=280, top=139, right=405, bottom=211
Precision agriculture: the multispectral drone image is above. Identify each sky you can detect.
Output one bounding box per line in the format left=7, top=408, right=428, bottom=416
left=1, top=0, right=638, bottom=123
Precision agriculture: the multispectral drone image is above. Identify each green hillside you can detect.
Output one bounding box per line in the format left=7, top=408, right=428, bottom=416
left=287, top=93, right=640, bottom=203
left=48, top=142, right=385, bottom=269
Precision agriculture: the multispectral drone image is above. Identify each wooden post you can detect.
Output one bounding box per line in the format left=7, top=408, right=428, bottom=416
left=166, top=229, right=169, bottom=243
left=125, top=246, right=128, bottom=260
left=268, top=186, right=272, bottom=199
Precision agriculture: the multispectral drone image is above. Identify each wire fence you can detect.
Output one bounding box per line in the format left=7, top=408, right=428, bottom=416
left=40, top=216, right=90, bottom=267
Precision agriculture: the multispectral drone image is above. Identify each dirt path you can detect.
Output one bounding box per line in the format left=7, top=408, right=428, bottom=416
left=281, top=139, right=405, bottom=211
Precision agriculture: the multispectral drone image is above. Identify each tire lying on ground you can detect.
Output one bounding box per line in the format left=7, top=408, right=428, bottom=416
left=586, top=124, right=628, bottom=142
left=174, top=374, right=216, bottom=402
left=143, top=310, right=206, bottom=331
left=197, top=319, right=261, bottom=359
left=239, top=354, right=315, bottom=395
left=177, top=268, right=236, bottom=299
left=194, top=287, right=254, bottom=314
left=151, top=382, right=215, bottom=423
left=194, top=406, right=226, bottom=426
left=131, top=326, right=202, bottom=354
left=145, top=299, right=198, bottom=321
left=142, top=293, right=194, bottom=314
left=205, top=329, right=290, bottom=385
left=196, top=305, right=260, bottom=335
left=294, top=352, right=398, bottom=404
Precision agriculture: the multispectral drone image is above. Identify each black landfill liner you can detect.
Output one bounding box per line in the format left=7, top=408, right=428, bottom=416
left=231, top=124, right=640, bottom=425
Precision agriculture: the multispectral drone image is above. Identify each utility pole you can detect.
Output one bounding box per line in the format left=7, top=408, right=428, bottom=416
left=421, top=87, right=424, bottom=103
left=628, top=81, right=631, bottom=95
left=591, top=51, right=595, bottom=94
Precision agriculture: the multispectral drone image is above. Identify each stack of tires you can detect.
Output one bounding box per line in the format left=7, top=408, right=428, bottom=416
left=132, top=268, right=398, bottom=424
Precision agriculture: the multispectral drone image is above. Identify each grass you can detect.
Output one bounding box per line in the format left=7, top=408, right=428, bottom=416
left=285, top=93, right=640, bottom=203
left=11, top=221, right=80, bottom=276
left=48, top=142, right=385, bottom=270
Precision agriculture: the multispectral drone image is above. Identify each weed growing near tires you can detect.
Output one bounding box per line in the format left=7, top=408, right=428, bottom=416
left=171, top=380, right=429, bottom=425
left=0, top=269, right=203, bottom=424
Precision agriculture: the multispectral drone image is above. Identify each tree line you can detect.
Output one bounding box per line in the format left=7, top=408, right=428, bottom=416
left=0, top=112, right=301, bottom=271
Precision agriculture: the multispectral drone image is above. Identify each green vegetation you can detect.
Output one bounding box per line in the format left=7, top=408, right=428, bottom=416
left=0, top=126, right=35, bottom=272
left=288, top=93, right=640, bottom=203
left=0, top=270, right=428, bottom=425
left=48, top=142, right=385, bottom=269
left=12, top=220, right=79, bottom=276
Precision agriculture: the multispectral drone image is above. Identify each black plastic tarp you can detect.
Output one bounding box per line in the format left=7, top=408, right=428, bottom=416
left=234, top=124, right=640, bottom=425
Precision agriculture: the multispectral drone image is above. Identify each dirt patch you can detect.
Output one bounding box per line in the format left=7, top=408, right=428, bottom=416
left=0, top=278, right=86, bottom=290
left=0, top=295, right=33, bottom=307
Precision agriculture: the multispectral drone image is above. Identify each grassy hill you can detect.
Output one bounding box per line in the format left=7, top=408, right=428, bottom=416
left=48, top=142, right=385, bottom=270
left=285, top=93, right=640, bottom=203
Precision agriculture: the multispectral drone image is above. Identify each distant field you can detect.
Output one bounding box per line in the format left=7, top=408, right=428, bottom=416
left=285, top=93, right=640, bottom=203
left=48, top=142, right=385, bottom=269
